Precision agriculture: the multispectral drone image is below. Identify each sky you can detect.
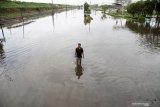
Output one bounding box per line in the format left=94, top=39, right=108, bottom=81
left=17, top=0, right=139, bottom=5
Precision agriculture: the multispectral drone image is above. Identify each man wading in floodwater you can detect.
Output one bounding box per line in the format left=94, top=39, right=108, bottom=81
left=75, top=43, right=84, bottom=65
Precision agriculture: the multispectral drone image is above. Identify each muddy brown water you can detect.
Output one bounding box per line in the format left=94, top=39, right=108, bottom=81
left=0, top=9, right=160, bottom=107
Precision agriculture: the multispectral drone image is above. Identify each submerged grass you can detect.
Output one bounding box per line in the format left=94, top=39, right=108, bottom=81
left=0, top=1, right=75, bottom=19
left=106, top=13, right=145, bottom=23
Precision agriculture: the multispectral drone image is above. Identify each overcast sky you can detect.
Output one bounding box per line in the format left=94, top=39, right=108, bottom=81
left=17, top=0, right=139, bottom=5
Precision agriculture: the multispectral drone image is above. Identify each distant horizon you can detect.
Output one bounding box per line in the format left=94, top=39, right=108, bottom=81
left=15, top=0, right=139, bottom=5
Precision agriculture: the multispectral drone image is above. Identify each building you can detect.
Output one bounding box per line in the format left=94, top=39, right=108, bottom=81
left=110, top=0, right=131, bottom=13
left=115, top=0, right=131, bottom=6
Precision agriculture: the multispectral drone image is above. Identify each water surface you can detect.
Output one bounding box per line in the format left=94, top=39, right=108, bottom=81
left=0, top=9, right=160, bottom=107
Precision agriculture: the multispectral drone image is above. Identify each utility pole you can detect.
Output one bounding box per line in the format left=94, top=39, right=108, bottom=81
left=51, top=0, right=55, bottom=31
left=51, top=0, right=55, bottom=20
left=121, top=0, right=124, bottom=15
left=51, top=0, right=54, bottom=13
left=65, top=0, right=67, bottom=11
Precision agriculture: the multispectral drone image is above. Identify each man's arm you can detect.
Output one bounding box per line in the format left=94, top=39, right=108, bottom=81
left=75, top=48, right=77, bottom=57
left=83, top=52, right=84, bottom=58
left=82, top=49, right=84, bottom=58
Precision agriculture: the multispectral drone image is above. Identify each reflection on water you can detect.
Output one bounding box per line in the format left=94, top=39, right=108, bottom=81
left=0, top=41, right=6, bottom=77
left=126, top=20, right=160, bottom=48
left=65, top=9, right=68, bottom=19
left=51, top=11, right=55, bottom=31
left=84, top=14, right=93, bottom=32
left=1, top=25, right=5, bottom=39
left=0, top=10, right=160, bottom=107
left=113, top=18, right=126, bottom=30
left=84, top=14, right=93, bottom=25
left=75, top=64, right=84, bottom=79
left=0, top=42, right=4, bottom=65
left=101, top=13, right=107, bottom=20
left=0, top=42, right=13, bottom=81
left=6, top=20, right=33, bottom=38
left=7, top=20, right=34, bottom=29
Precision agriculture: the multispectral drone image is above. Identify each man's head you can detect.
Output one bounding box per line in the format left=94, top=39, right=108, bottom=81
left=78, top=43, right=81, bottom=48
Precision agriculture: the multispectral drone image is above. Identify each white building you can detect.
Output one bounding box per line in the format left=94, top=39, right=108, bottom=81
left=115, top=0, right=132, bottom=6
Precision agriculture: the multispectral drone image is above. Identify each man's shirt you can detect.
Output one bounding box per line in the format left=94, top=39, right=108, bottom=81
left=76, top=47, right=83, bottom=58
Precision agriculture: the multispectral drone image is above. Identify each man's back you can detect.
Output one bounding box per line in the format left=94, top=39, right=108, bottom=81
left=76, top=47, right=83, bottom=58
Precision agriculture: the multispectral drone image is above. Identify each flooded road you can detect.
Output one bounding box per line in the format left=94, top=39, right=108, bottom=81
left=0, top=9, right=160, bottom=107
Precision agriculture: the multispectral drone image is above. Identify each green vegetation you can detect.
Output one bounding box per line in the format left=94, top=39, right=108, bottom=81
left=155, top=2, right=160, bottom=21
left=91, top=4, right=112, bottom=12
left=127, top=0, right=160, bottom=21
left=83, top=2, right=93, bottom=25
left=84, top=2, right=91, bottom=14
left=126, top=0, right=160, bottom=24
left=92, top=0, right=160, bottom=23
left=94, top=4, right=144, bottom=22
left=107, top=13, right=145, bottom=23
left=84, top=14, right=93, bottom=25
left=0, top=1, right=75, bottom=19
left=101, top=5, right=108, bottom=13
left=127, top=0, right=154, bottom=17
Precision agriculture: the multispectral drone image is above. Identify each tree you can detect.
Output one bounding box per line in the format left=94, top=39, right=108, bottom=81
left=101, top=5, right=108, bottom=13
left=127, top=0, right=156, bottom=17
left=84, top=2, right=90, bottom=14
left=143, top=0, right=155, bottom=16
left=155, top=2, right=160, bottom=17
left=0, top=0, right=10, bottom=1
left=155, top=2, right=160, bottom=25
left=127, top=3, right=136, bottom=17
left=135, top=1, right=144, bottom=17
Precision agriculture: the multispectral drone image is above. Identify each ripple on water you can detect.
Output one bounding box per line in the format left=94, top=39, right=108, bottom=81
left=1, top=41, right=38, bottom=76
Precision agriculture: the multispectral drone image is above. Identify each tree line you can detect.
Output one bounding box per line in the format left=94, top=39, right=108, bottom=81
left=127, top=0, right=160, bottom=20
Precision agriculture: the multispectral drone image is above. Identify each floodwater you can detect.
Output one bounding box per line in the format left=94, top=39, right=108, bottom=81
left=0, top=9, right=160, bottom=107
